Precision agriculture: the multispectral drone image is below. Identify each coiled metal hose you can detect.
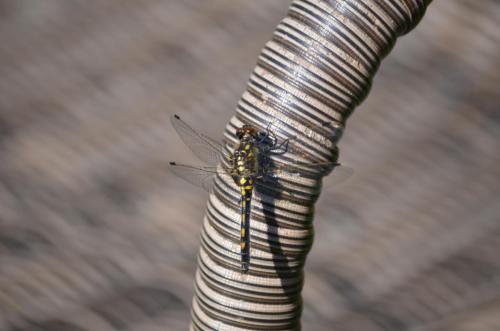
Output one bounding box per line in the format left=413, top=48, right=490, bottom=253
left=190, top=0, right=431, bottom=330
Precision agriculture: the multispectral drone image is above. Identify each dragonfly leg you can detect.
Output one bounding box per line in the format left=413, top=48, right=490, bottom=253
left=268, top=130, right=278, bottom=147
left=256, top=122, right=272, bottom=144
left=270, top=135, right=295, bottom=155
left=257, top=123, right=279, bottom=152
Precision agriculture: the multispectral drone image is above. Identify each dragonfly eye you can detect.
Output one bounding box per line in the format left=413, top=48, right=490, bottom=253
left=236, top=125, right=257, bottom=139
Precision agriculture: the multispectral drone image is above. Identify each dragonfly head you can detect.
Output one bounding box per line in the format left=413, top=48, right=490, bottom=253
left=236, top=125, right=257, bottom=140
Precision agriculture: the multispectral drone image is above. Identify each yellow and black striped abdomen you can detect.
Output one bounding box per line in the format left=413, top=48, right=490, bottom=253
left=239, top=176, right=253, bottom=272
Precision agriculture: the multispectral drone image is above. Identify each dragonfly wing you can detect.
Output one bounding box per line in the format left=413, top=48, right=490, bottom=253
left=170, top=114, right=231, bottom=166
left=274, top=161, right=353, bottom=186
left=270, top=159, right=335, bottom=176
left=254, top=163, right=353, bottom=203
left=169, top=162, right=228, bottom=192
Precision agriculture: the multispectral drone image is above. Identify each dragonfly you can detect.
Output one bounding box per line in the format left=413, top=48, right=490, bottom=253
left=169, top=114, right=350, bottom=273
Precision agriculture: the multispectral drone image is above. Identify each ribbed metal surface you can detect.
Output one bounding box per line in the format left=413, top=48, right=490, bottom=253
left=191, top=1, right=431, bottom=329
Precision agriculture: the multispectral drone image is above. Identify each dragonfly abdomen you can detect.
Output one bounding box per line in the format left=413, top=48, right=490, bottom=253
left=239, top=176, right=253, bottom=273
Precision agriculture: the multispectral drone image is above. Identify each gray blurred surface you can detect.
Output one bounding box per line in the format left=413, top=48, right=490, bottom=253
left=0, top=1, right=499, bottom=330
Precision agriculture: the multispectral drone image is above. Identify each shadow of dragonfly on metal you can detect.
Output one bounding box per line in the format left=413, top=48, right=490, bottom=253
left=168, top=114, right=351, bottom=274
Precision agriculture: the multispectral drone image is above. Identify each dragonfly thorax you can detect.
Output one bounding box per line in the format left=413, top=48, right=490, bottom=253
left=231, top=138, right=259, bottom=186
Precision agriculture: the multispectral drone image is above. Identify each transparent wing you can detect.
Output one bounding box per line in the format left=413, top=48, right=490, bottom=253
left=170, top=114, right=231, bottom=166
left=271, top=162, right=353, bottom=187
left=169, top=161, right=352, bottom=205
left=293, top=118, right=345, bottom=144
left=258, top=162, right=353, bottom=204
left=169, top=162, right=222, bottom=192
left=257, top=118, right=346, bottom=177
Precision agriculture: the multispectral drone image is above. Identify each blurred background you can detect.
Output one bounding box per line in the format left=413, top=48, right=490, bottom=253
left=0, top=1, right=499, bottom=330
